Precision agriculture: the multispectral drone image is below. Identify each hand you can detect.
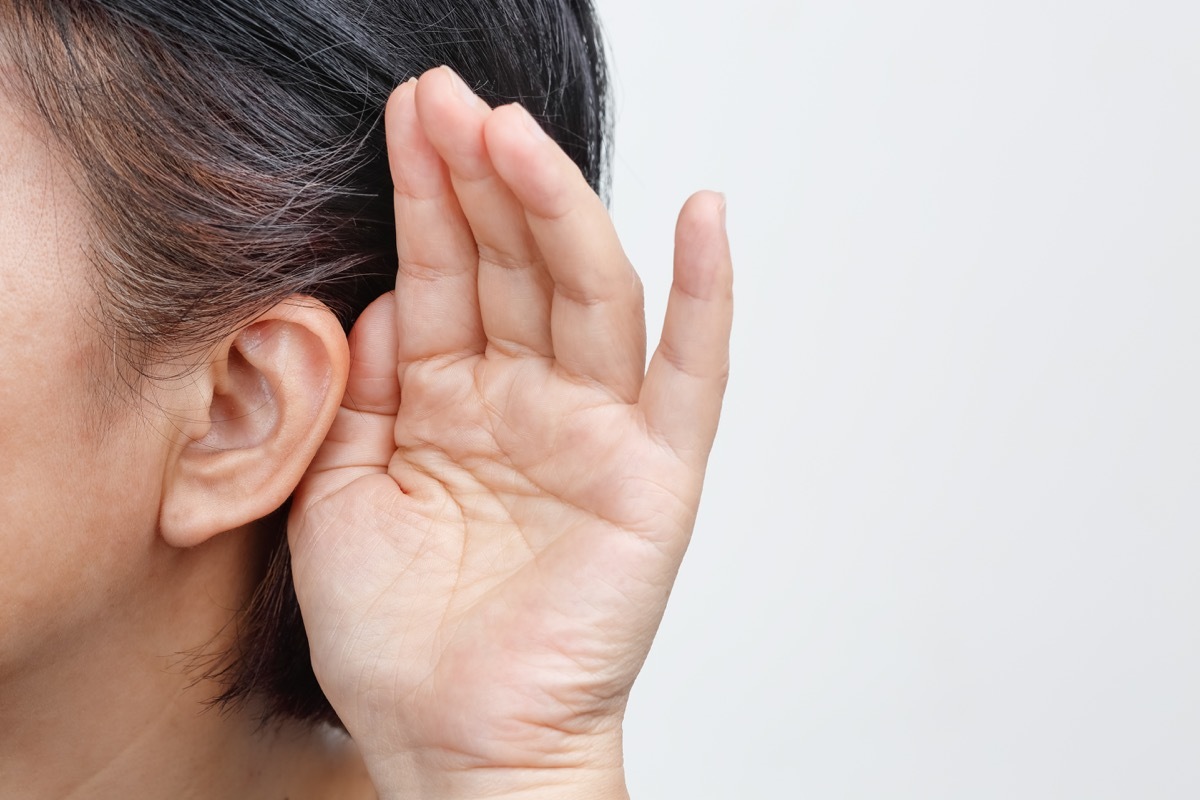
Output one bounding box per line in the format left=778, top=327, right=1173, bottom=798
left=289, top=66, right=733, bottom=799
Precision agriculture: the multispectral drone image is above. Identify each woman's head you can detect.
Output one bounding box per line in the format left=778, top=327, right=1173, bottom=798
left=0, top=0, right=607, bottom=726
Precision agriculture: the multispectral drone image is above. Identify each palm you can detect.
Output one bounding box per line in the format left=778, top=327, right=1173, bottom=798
left=288, top=69, right=732, bottom=775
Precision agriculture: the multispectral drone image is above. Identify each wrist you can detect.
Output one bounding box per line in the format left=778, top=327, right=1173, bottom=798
left=365, top=728, right=629, bottom=800
left=374, top=765, right=629, bottom=800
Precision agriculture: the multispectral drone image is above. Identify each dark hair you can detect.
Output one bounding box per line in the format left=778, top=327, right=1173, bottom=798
left=0, top=0, right=609, bottom=727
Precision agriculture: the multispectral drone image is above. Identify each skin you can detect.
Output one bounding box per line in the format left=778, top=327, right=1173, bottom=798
left=292, top=68, right=734, bottom=799
left=0, top=73, right=373, bottom=800
left=1, top=65, right=731, bottom=799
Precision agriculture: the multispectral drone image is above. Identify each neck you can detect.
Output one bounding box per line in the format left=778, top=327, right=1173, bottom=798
left=0, top=529, right=374, bottom=799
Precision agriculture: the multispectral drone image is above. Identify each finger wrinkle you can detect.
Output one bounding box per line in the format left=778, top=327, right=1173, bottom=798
left=397, top=256, right=474, bottom=282
left=475, top=244, right=545, bottom=273
left=653, top=337, right=727, bottom=383
left=552, top=282, right=622, bottom=308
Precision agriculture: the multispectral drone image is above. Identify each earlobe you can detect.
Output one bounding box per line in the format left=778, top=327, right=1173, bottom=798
left=159, top=299, right=350, bottom=549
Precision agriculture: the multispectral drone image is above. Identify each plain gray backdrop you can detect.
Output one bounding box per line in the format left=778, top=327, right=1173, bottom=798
left=597, top=1, right=1200, bottom=797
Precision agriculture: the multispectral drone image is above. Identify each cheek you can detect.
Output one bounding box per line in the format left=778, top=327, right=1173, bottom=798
left=0, top=90, right=176, bottom=677
left=0, top=328, right=167, bottom=674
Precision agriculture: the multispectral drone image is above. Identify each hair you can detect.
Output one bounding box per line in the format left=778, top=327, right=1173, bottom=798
left=0, top=0, right=609, bottom=727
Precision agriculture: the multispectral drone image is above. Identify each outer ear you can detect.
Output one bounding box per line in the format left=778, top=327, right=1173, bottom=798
left=159, top=297, right=350, bottom=549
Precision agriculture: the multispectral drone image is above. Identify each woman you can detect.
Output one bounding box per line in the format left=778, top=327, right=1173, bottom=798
left=1, top=1, right=732, bottom=797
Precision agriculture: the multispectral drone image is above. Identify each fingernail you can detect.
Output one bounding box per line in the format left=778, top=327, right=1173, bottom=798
left=515, top=103, right=550, bottom=141
left=717, top=192, right=727, bottom=227
left=441, top=65, right=486, bottom=110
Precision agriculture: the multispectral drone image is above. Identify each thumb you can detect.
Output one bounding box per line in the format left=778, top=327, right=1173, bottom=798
left=293, top=291, right=400, bottom=508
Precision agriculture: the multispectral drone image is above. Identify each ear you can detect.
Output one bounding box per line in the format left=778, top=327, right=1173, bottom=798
left=158, top=297, right=350, bottom=548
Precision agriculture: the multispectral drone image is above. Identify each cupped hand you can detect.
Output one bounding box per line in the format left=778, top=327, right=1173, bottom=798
left=289, top=66, right=732, bottom=798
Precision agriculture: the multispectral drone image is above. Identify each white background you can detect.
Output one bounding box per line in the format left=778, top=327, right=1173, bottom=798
left=597, top=1, right=1200, bottom=797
